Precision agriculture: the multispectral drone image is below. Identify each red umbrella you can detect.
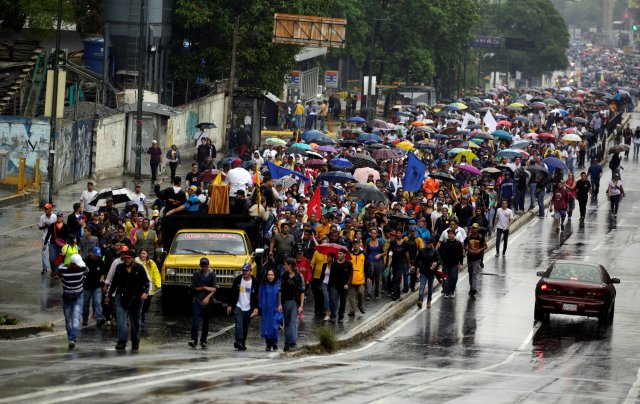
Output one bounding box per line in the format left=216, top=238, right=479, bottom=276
left=456, top=164, right=482, bottom=176
left=497, top=120, right=512, bottom=127
left=514, top=149, right=530, bottom=159
left=315, top=243, right=352, bottom=260
left=304, top=159, right=326, bottom=169
left=537, top=133, right=556, bottom=141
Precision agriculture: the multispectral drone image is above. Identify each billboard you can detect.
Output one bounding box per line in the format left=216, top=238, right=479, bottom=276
left=273, top=13, right=347, bottom=48
left=325, top=70, right=339, bottom=88
left=469, top=36, right=501, bottom=49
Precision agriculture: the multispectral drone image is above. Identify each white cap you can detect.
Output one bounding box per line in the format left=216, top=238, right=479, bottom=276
left=297, top=99, right=302, bottom=103
left=70, top=254, right=86, bottom=267
left=152, top=140, right=158, bottom=144
left=152, top=209, right=160, bottom=217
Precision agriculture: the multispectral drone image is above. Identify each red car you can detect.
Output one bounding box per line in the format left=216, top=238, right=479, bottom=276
left=535, top=260, right=620, bottom=324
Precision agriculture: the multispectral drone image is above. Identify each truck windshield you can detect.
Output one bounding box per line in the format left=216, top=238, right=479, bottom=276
left=171, top=233, right=247, bottom=255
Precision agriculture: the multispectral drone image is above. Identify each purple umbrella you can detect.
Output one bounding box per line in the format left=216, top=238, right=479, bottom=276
left=317, top=145, right=338, bottom=154
left=456, top=164, right=482, bottom=176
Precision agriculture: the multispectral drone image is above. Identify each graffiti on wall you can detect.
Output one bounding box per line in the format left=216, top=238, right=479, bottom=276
left=186, top=110, right=199, bottom=144
left=56, top=119, right=94, bottom=185
left=0, top=116, right=49, bottom=177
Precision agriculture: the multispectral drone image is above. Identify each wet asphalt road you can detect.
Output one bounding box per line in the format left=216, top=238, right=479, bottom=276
left=2, top=125, right=640, bottom=403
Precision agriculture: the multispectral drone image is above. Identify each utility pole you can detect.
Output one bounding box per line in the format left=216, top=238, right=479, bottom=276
left=46, top=0, right=63, bottom=203
left=226, top=15, right=240, bottom=155
left=134, top=0, right=145, bottom=180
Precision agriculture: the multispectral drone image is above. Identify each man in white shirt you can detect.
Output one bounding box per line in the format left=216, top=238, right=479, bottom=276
left=80, top=182, right=98, bottom=218
left=127, top=184, right=149, bottom=217
left=437, top=217, right=467, bottom=248
left=225, top=160, right=253, bottom=203
left=493, top=199, right=514, bottom=257
left=39, top=203, right=57, bottom=273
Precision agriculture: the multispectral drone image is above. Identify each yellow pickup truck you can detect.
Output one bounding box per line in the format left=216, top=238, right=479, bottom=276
left=158, top=214, right=264, bottom=310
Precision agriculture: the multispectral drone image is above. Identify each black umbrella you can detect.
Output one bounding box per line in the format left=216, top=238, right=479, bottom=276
left=471, top=132, right=494, bottom=140
left=526, top=164, right=549, bottom=175
left=429, top=172, right=456, bottom=183
left=367, top=143, right=389, bottom=150
left=572, top=117, right=588, bottom=124
left=608, top=144, right=630, bottom=154
left=196, top=122, right=217, bottom=129
left=353, top=183, right=387, bottom=202
left=340, top=140, right=360, bottom=147
left=285, top=146, right=308, bottom=156
left=346, top=153, right=378, bottom=168
left=89, top=187, right=137, bottom=207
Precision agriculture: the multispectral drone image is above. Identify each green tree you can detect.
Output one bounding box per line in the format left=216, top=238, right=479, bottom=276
left=0, top=0, right=74, bottom=32
left=170, top=0, right=331, bottom=96
left=498, top=0, right=569, bottom=78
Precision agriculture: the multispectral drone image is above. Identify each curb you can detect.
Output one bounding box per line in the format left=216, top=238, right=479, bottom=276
left=0, top=192, right=33, bottom=208
left=0, top=323, right=54, bottom=339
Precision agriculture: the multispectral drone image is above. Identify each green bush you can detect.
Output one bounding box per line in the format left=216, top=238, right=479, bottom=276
left=0, top=314, right=18, bottom=326
left=315, top=325, right=337, bottom=353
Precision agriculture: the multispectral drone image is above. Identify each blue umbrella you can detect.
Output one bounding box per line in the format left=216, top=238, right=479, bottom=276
left=317, top=171, right=356, bottom=183
left=357, top=133, right=383, bottom=143
left=320, top=186, right=345, bottom=197
left=347, top=116, right=366, bottom=123
left=316, top=136, right=337, bottom=145
left=328, top=158, right=354, bottom=170
left=301, top=130, right=324, bottom=143
left=431, top=133, right=449, bottom=140
left=495, top=149, right=522, bottom=159
left=491, top=130, right=512, bottom=140
left=543, top=157, right=568, bottom=171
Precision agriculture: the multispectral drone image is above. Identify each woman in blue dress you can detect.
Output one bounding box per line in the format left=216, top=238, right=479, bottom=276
left=259, top=269, right=281, bottom=351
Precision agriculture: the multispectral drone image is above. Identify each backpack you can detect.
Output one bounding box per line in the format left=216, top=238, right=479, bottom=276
left=404, top=236, right=419, bottom=259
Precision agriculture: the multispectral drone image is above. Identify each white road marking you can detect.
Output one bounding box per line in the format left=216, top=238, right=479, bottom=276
left=472, top=321, right=542, bottom=373
left=624, top=367, right=640, bottom=404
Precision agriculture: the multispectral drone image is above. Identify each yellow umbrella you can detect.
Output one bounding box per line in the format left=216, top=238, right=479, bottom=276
left=452, top=150, right=478, bottom=162
left=396, top=141, right=415, bottom=151
left=509, top=102, right=526, bottom=108
left=451, top=102, right=468, bottom=110
left=309, top=143, right=319, bottom=149
left=562, top=133, right=582, bottom=142
left=467, top=141, right=480, bottom=149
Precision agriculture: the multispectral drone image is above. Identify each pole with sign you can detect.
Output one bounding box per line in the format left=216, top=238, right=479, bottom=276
left=325, top=70, right=339, bottom=88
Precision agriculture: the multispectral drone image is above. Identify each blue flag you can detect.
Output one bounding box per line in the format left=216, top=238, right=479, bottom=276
left=403, top=152, right=426, bottom=192
left=266, top=161, right=310, bottom=185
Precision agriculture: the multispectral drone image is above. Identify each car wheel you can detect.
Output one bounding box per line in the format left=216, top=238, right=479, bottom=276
left=534, top=303, right=547, bottom=322
left=607, top=303, right=615, bottom=324
left=598, top=304, right=612, bottom=325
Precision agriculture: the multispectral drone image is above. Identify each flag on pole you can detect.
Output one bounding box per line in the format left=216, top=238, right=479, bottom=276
left=267, top=161, right=310, bottom=184
left=213, top=172, right=222, bottom=185
left=483, top=110, right=497, bottom=134
left=402, top=152, right=427, bottom=192
left=307, top=185, right=322, bottom=218
left=462, top=112, right=478, bottom=129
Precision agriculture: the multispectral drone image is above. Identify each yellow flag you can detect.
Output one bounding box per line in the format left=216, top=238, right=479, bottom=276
left=213, top=172, right=222, bottom=185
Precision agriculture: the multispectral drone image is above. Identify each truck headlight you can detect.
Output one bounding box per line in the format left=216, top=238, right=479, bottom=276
left=166, top=268, right=176, bottom=276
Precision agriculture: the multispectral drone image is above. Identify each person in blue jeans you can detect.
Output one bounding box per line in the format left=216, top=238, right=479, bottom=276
left=437, top=229, right=464, bottom=298
left=59, top=254, right=88, bottom=349
left=278, top=258, right=305, bottom=352
left=227, top=263, right=259, bottom=351
left=414, top=238, right=441, bottom=308
left=189, top=258, right=217, bottom=348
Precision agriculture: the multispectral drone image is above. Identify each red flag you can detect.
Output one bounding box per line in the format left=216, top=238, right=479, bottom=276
left=307, top=185, right=322, bottom=219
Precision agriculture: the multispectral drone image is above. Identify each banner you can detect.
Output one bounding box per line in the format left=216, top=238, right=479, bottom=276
left=483, top=110, right=498, bottom=134
left=266, top=161, right=310, bottom=184
left=307, top=185, right=322, bottom=218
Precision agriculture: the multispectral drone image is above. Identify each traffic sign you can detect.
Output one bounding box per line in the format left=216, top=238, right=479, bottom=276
left=469, top=36, right=500, bottom=49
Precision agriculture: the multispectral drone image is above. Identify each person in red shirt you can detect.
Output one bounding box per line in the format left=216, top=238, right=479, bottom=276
left=550, top=182, right=569, bottom=232
left=294, top=247, right=312, bottom=288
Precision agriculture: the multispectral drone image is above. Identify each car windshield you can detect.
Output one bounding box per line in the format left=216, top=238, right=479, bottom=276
left=548, top=263, right=602, bottom=283
left=171, top=233, right=247, bottom=255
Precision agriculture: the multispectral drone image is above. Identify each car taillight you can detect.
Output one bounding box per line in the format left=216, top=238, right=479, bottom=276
left=539, top=283, right=548, bottom=291
left=587, top=290, right=606, bottom=298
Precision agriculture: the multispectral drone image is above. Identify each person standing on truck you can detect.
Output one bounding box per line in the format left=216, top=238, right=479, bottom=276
left=227, top=263, right=259, bottom=351
left=190, top=258, right=217, bottom=349
left=165, top=186, right=200, bottom=215
left=225, top=159, right=253, bottom=205
left=154, top=176, right=186, bottom=216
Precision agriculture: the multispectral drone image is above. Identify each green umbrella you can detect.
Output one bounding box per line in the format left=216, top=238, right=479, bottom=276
left=291, top=143, right=311, bottom=150
left=265, top=137, right=286, bottom=146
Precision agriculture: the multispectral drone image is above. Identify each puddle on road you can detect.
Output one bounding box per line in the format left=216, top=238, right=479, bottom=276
left=150, top=374, right=289, bottom=395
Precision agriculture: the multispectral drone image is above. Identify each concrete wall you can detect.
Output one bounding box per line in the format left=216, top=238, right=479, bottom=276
left=0, top=116, right=49, bottom=179
left=94, top=113, right=127, bottom=180
left=166, top=92, right=226, bottom=154
left=55, top=119, right=94, bottom=186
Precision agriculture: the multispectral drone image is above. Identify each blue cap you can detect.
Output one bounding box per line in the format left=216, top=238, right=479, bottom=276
left=91, top=246, right=102, bottom=257
left=242, top=263, right=252, bottom=271
left=409, top=219, right=417, bottom=225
